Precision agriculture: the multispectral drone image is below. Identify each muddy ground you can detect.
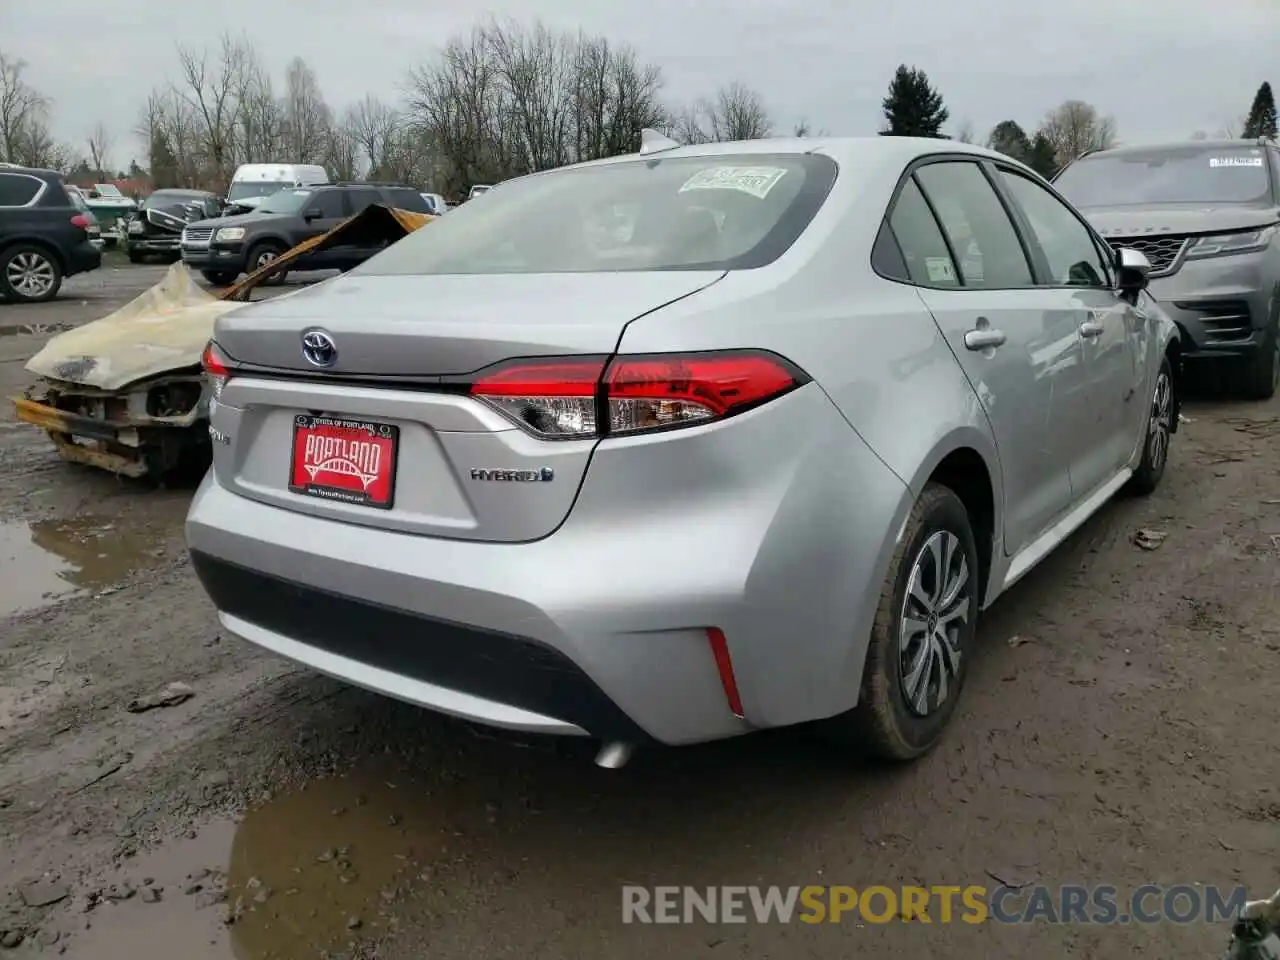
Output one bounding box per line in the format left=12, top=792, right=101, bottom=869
left=0, top=260, right=1277, bottom=959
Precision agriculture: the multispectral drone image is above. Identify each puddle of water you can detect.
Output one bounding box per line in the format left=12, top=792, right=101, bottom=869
left=0, top=516, right=168, bottom=618
left=61, top=768, right=447, bottom=959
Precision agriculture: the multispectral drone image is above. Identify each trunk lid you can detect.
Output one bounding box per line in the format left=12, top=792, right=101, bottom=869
left=213, top=271, right=725, bottom=376
left=212, top=270, right=725, bottom=542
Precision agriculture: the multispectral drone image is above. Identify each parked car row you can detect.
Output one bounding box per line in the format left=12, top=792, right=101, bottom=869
left=184, top=131, right=1280, bottom=770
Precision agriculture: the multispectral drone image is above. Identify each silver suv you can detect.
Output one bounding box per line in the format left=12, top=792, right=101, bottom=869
left=1054, top=139, right=1280, bottom=398
left=186, top=137, right=1180, bottom=766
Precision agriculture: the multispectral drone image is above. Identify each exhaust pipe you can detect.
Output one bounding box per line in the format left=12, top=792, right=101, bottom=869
left=594, top=742, right=633, bottom=769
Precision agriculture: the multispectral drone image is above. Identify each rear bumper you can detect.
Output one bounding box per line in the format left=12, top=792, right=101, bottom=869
left=184, top=385, right=912, bottom=745
left=190, top=550, right=650, bottom=741
left=67, top=242, right=101, bottom=276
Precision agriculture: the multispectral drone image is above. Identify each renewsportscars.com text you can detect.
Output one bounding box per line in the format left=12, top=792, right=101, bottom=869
left=621, top=884, right=1248, bottom=925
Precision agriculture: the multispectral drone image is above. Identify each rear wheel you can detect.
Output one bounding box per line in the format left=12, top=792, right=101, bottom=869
left=127, top=251, right=145, bottom=264
left=1241, top=319, right=1279, bottom=400
left=0, top=245, right=63, bottom=303
left=830, top=483, right=979, bottom=761
left=1128, top=356, right=1174, bottom=495
left=201, top=270, right=237, bottom=286
left=247, top=242, right=287, bottom=286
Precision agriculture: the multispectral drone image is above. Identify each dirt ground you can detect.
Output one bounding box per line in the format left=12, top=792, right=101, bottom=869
left=0, top=260, right=1277, bottom=959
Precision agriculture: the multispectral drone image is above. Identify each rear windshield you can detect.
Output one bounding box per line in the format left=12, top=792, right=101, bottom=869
left=360, top=153, right=837, bottom=275
left=1054, top=146, right=1273, bottom=207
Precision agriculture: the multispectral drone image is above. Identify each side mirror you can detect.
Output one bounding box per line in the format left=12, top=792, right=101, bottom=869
left=304, top=207, right=323, bottom=221
left=1115, top=247, right=1151, bottom=297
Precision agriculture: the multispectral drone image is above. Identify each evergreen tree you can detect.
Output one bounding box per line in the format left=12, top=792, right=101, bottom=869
left=1243, top=82, right=1278, bottom=140
left=880, top=65, right=950, bottom=138
left=1026, top=133, right=1059, bottom=179
left=987, top=120, right=1032, bottom=162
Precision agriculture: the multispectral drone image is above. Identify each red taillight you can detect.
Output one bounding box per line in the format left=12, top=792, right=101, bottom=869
left=70, top=213, right=90, bottom=229
left=468, top=350, right=808, bottom=440
left=201, top=341, right=234, bottom=397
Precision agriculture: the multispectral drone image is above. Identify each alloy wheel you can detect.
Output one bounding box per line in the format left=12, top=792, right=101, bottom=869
left=897, top=530, right=971, bottom=717
left=1148, top=369, right=1173, bottom=473
left=5, top=252, right=55, bottom=299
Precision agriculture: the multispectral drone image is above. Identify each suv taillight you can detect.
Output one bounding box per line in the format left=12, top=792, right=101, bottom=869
left=70, top=213, right=90, bottom=229
left=468, top=350, right=810, bottom=440
left=201, top=341, right=235, bottom=398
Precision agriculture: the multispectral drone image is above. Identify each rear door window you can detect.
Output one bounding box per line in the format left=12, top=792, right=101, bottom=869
left=914, top=161, right=1034, bottom=288
left=311, top=191, right=347, bottom=219
left=383, top=188, right=430, bottom=213
left=886, top=178, right=960, bottom=287
left=346, top=188, right=383, bottom=215
left=996, top=169, right=1111, bottom=287
left=0, top=173, right=42, bottom=207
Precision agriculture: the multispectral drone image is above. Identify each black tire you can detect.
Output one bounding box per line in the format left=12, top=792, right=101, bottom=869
left=1241, top=318, right=1279, bottom=400
left=0, top=244, right=63, bottom=303
left=201, top=270, right=238, bottom=286
left=1128, top=356, right=1175, bottom=496
left=127, top=251, right=145, bottom=264
left=246, top=242, right=287, bottom=285
left=832, top=483, right=980, bottom=761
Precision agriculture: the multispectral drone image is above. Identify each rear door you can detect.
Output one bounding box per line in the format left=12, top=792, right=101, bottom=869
left=993, top=166, right=1146, bottom=492
left=902, top=159, right=1084, bottom=555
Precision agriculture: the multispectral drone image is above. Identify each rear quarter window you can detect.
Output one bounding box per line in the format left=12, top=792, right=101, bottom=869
left=0, top=173, right=43, bottom=207
left=384, top=189, right=430, bottom=213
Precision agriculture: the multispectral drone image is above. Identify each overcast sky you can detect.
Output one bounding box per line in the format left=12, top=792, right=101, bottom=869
left=3, top=0, right=1276, bottom=169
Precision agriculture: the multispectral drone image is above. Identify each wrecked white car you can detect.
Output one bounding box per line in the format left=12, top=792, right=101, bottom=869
left=11, top=205, right=432, bottom=479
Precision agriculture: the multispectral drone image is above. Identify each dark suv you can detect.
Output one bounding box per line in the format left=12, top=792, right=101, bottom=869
left=0, top=166, right=101, bottom=303
left=125, top=188, right=224, bottom=264
left=180, top=182, right=430, bottom=285
left=1054, top=139, right=1280, bottom=399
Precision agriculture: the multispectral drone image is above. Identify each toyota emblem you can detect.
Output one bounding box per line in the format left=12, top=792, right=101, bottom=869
left=301, top=329, right=337, bottom=368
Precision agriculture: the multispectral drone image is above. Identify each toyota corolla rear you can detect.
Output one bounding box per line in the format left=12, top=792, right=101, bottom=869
left=185, top=146, right=911, bottom=754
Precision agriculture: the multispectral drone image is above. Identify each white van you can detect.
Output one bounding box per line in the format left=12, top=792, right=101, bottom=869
left=226, top=164, right=329, bottom=211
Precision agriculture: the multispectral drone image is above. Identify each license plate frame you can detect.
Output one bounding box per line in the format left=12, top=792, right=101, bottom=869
left=288, top=414, right=400, bottom=510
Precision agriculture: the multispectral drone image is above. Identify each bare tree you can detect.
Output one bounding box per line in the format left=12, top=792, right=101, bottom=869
left=345, top=94, right=400, bottom=177
left=236, top=48, right=285, bottom=163
left=0, top=51, right=49, bottom=164
left=705, top=82, right=772, bottom=141
left=1190, top=130, right=1209, bottom=140
left=282, top=57, right=331, bottom=164
left=174, top=33, right=254, bottom=189
left=1039, top=100, right=1118, bottom=165
left=953, top=118, right=976, bottom=144
left=406, top=19, right=668, bottom=194
left=86, top=121, right=113, bottom=177
left=324, top=117, right=360, bottom=181
left=1216, top=115, right=1245, bottom=139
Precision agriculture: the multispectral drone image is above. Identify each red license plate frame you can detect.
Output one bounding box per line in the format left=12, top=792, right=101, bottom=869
left=288, top=414, right=399, bottom=510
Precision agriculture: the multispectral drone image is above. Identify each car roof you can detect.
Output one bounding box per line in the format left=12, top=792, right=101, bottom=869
left=1083, top=138, right=1270, bottom=160
left=0, top=165, right=63, bottom=180
left=509, top=136, right=1012, bottom=182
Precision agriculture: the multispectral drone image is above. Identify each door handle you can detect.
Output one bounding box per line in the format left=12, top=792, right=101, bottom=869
left=963, top=328, right=1007, bottom=351
left=1079, top=320, right=1105, bottom=339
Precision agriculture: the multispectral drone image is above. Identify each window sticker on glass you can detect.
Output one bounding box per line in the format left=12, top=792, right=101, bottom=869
left=925, top=256, right=956, bottom=284
left=679, top=166, right=788, bottom=200
left=1209, top=156, right=1263, bottom=168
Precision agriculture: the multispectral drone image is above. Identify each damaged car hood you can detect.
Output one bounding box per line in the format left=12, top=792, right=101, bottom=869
left=24, top=262, right=248, bottom=390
